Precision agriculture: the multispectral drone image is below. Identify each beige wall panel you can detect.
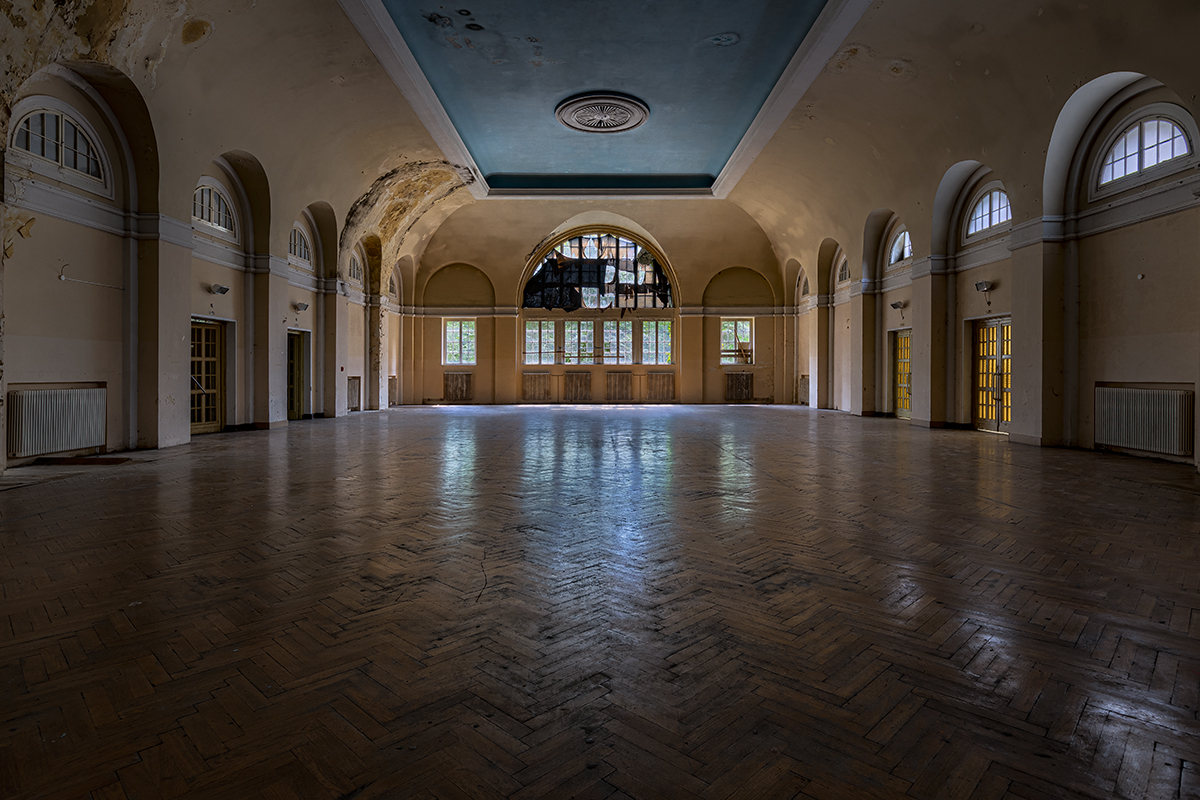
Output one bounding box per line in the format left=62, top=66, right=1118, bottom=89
left=422, top=316, right=495, bottom=403
left=347, top=303, right=366, bottom=386
left=191, top=259, right=249, bottom=425
left=423, top=263, right=496, bottom=307
left=833, top=302, right=852, bottom=411
left=6, top=216, right=129, bottom=450
left=419, top=200, right=779, bottom=310
left=1076, top=213, right=1200, bottom=446
left=955, top=259, right=1013, bottom=424
left=702, top=316, right=775, bottom=403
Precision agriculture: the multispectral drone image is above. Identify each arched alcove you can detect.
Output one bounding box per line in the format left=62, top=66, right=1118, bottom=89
left=702, top=267, right=774, bottom=307
left=424, top=263, right=496, bottom=307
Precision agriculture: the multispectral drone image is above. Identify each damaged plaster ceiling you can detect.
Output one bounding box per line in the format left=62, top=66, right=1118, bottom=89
left=337, top=0, right=872, bottom=198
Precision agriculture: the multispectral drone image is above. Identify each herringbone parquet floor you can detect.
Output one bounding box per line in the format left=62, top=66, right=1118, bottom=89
left=2, top=406, right=1200, bottom=799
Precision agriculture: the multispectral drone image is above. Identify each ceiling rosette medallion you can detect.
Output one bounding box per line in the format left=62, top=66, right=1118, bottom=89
left=556, top=93, right=650, bottom=134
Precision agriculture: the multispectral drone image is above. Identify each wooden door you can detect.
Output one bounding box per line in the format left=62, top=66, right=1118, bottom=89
left=190, top=321, right=224, bottom=435
left=893, top=329, right=912, bottom=420
left=287, top=332, right=303, bottom=421
left=974, top=318, right=1012, bottom=433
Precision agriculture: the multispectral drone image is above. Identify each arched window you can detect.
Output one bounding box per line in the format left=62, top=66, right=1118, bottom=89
left=523, top=232, right=672, bottom=311
left=388, top=275, right=397, bottom=296
left=193, top=185, right=236, bottom=233
left=801, top=276, right=810, bottom=296
left=888, top=230, right=913, bottom=265
left=837, top=258, right=850, bottom=284
left=521, top=230, right=675, bottom=367
left=349, top=255, right=364, bottom=284
left=1099, top=117, right=1190, bottom=186
left=289, top=227, right=311, bottom=261
left=12, top=109, right=103, bottom=179
left=966, top=189, right=1011, bottom=237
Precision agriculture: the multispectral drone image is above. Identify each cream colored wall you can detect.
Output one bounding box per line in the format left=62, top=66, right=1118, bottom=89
left=388, top=312, right=402, bottom=405
left=190, top=259, right=248, bottom=426
left=1076, top=212, right=1200, bottom=446
left=832, top=302, right=852, bottom=411
left=418, top=201, right=780, bottom=309
left=878, top=283, right=912, bottom=414
left=420, top=263, right=497, bottom=404
left=287, top=283, right=318, bottom=416
left=6, top=215, right=129, bottom=450
left=347, top=302, right=366, bottom=405
left=954, top=259, right=1013, bottom=425
left=795, top=306, right=812, bottom=404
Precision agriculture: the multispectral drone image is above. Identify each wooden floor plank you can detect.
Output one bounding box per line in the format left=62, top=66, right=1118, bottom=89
left=2, top=406, right=1199, bottom=798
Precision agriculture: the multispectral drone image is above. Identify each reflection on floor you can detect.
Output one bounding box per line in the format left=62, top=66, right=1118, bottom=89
left=2, top=406, right=1199, bottom=799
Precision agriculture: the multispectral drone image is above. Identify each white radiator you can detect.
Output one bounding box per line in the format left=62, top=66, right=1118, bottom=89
left=1095, top=387, right=1194, bottom=456
left=7, top=388, right=106, bottom=458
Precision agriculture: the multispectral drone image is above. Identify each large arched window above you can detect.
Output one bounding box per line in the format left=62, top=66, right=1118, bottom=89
left=1099, top=117, right=1191, bottom=187
left=12, top=109, right=103, bottom=180
left=888, top=230, right=913, bottom=266
left=966, top=189, right=1011, bottom=238
left=193, top=184, right=236, bottom=234
left=523, top=231, right=672, bottom=311
left=837, top=258, right=850, bottom=284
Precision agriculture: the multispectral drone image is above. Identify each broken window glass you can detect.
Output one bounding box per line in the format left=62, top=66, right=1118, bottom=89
left=522, top=233, right=673, bottom=312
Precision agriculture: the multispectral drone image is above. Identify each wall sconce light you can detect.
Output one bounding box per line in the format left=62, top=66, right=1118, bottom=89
left=294, top=302, right=309, bottom=312
left=210, top=284, right=230, bottom=295
left=889, top=301, right=905, bottom=310
left=975, top=280, right=993, bottom=308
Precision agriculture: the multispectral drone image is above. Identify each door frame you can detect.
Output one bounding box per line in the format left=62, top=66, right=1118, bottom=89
left=190, top=319, right=226, bottom=435
left=286, top=328, right=312, bottom=421
left=891, top=328, right=912, bottom=420
left=972, top=316, right=1012, bottom=433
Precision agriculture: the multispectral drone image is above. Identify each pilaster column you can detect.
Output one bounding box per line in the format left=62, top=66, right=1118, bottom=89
left=322, top=279, right=349, bottom=417
left=136, top=216, right=193, bottom=448
left=910, top=257, right=949, bottom=427
left=809, top=297, right=830, bottom=408
left=1009, top=222, right=1067, bottom=447
left=850, top=284, right=877, bottom=415
left=252, top=255, right=289, bottom=428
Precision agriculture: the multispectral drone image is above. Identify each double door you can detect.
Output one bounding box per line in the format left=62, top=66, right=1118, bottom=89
left=190, top=321, right=224, bottom=435
left=974, top=318, right=1012, bottom=433
left=893, top=329, right=911, bottom=420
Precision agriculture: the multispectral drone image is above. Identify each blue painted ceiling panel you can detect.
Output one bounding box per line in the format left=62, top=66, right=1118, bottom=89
left=383, top=0, right=829, bottom=190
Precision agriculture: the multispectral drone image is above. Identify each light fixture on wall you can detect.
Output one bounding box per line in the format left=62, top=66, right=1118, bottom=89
left=294, top=302, right=309, bottom=312
left=210, top=284, right=230, bottom=295
left=975, top=280, right=993, bottom=309
left=890, top=300, right=906, bottom=321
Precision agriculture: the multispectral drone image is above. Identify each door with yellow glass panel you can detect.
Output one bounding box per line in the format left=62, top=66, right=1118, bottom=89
left=190, top=320, right=224, bottom=435
left=973, top=318, right=1012, bottom=433
left=893, top=329, right=912, bottom=420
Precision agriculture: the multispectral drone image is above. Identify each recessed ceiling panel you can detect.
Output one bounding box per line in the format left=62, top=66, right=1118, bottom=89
left=379, top=0, right=829, bottom=191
